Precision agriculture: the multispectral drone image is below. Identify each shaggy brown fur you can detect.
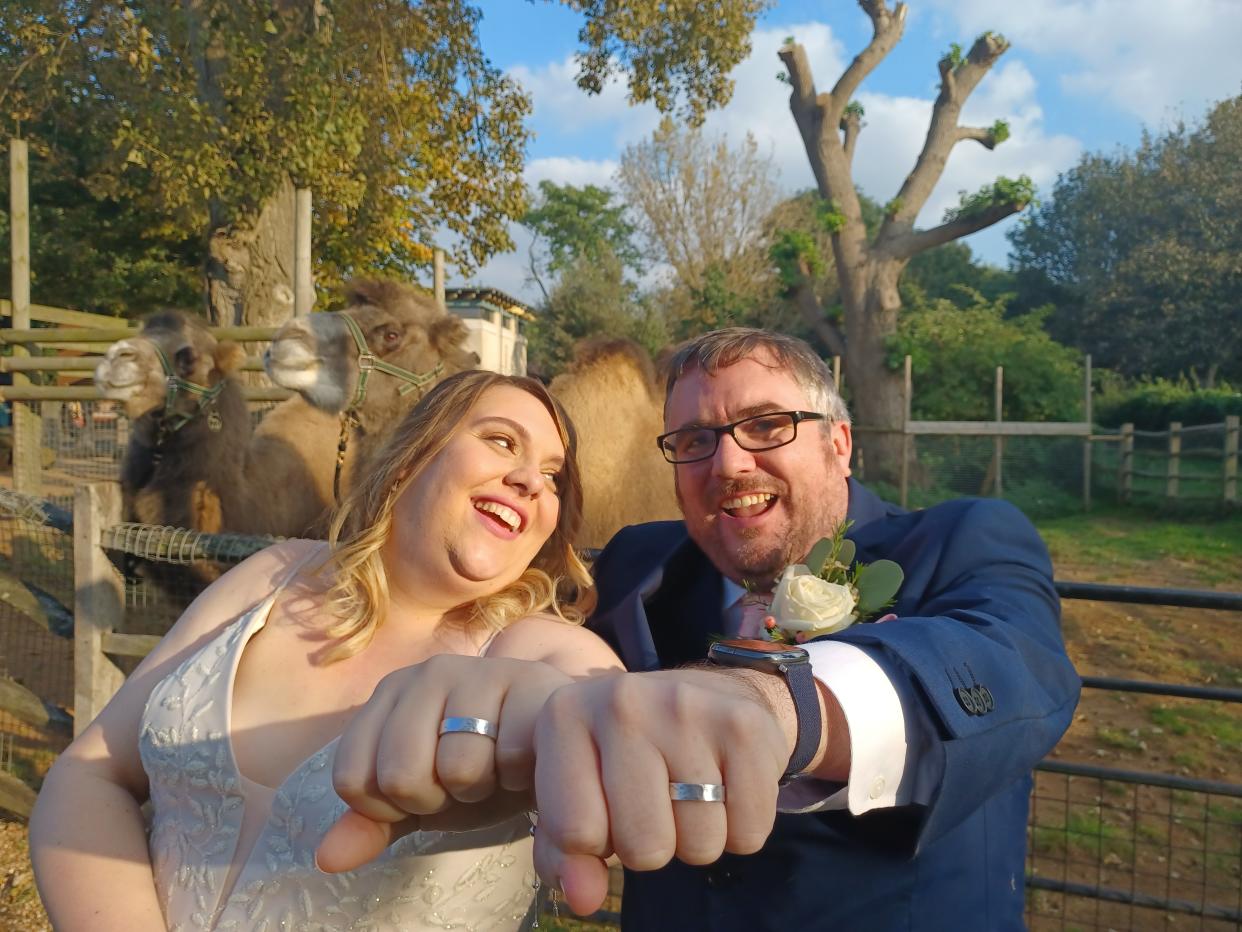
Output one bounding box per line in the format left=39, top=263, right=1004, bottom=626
left=550, top=338, right=680, bottom=548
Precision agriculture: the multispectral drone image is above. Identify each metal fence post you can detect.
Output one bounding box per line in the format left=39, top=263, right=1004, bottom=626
left=1225, top=415, right=1238, bottom=504
left=73, top=482, right=126, bottom=735
left=1167, top=422, right=1181, bottom=500
left=1120, top=423, right=1134, bottom=503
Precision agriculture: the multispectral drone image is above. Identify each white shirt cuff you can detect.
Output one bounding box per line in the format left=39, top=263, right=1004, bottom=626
left=777, top=639, right=940, bottom=815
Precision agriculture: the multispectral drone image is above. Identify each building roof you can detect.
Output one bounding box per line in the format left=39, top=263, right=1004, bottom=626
left=445, top=287, right=535, bottom=321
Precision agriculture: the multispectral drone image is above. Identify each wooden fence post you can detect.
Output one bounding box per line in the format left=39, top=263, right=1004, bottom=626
left=1167, top=422, right=1181, bottom=500
left=434, top=249, right=446, bottom=311
left=993, top=366, right=1004, bottom=498
left=73, top=483, right=126, bottom=736
left=9, top=138, right=42, bottom=493
left=1225, top=415, right=1239, bottom=504
left=1120, top=423, right=1134, bottom=503
left=294, top=187, right=313, bottom=316
left=900, top=355, right=912, bottom=508
left=1082, top=354, right=1093, bottom=510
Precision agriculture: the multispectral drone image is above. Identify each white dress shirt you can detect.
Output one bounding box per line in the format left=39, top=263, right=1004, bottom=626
left=723, top=579, right=943, bottom=815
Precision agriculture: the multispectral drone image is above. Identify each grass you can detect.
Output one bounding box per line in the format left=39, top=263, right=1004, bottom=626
left=1149, top=704, right=1242, bottom=752
left=1035, top=506, right=1242, bottom=584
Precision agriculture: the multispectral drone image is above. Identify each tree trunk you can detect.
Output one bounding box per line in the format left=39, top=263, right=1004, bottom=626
left=205, top=175, right=297, bottom=328
left=842, top=259, right=906, bottom=486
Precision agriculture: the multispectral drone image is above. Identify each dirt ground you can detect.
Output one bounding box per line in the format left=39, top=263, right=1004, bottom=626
left=0, top=521, right=1237, bottom=930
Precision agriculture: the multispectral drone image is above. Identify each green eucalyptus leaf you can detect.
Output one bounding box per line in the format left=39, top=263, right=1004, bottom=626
left=855, top=560, right=904, bottom=613
left=837, top=538, right=856, bottom=568
left=803, top=537, right=834, bottom=574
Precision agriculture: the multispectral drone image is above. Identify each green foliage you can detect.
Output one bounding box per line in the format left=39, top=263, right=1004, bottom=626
left=816, top=199, right=848, bottom=234
left=523, top=181, right=642, bottom=281
left=887, top=292, right=1084, bottom=422
left=768, top=229, right=824, bottom=290
left=901, top=241, right=1016, bottom=307
left=990, top=119, right=1010, bottom=145
left=527, top=247, right=668, bottom=378
left=566, top=0, right=769, bottom=122
left=943, top=42, right=965, bottom=70
left=845, top=100, right=865, bottom=120
left=1010, top=95, right=1242, bottom=383
left=944, top=175, right=1035, bottom=222
left=883, top=197, right=903, bottom=218
left=1094, top=378, right=1242, bottom=429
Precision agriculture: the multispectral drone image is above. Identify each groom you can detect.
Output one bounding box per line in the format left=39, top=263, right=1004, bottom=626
left=527, top=327, right=1080, bottom=929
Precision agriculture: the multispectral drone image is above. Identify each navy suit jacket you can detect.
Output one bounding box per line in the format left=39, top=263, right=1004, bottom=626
left=588, top=479, right=1081, bottom=931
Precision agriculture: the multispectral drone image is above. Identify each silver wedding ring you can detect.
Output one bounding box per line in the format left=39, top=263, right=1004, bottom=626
left=669, top=781, right=726, bottom=802
left=438, top=716, right=499, bottom=739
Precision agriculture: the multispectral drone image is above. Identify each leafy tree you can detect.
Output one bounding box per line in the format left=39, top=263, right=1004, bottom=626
left=0, top=102, right=200, bottom=316
left=1010, top=96, right=1242, bottom=386
left=522, top=181, right=642, bottom=301
left=527, top=247, right=667, bottom=377
left=902, top=241, right=1015, bottom=308
left=888, top=292, right=1083, bottom=422
left=779, top=4, right=1032, bottom=480
left=617, top=118, right=781, bottom=338
left=3, top=0, right=767, bottom=322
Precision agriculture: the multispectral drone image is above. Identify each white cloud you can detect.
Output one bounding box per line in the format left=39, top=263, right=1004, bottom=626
left=525, top=156, right=618, bottom=190
left=927, top=0, right=1242, bottom=125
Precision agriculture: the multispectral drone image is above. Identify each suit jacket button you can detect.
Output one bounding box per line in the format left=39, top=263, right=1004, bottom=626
left=955, top=686, right=978, bottom=715
left=969, top=686, right=986, bottom=714
left=978, top=686, right=995, bottom=712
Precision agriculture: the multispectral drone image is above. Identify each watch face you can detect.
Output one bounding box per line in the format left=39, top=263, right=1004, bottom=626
left=710, top=639, right=809, bottom=665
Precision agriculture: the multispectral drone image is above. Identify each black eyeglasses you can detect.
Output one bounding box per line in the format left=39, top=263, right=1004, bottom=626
left=657, top=411, right=826, bottom=464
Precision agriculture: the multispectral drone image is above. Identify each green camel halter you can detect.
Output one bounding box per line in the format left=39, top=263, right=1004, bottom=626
left=150, top=342, right=227, bottom=454
left=332, top=312, right=445, bottom=500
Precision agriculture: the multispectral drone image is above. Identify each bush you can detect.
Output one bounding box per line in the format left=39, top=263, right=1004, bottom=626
left=1094, top=378, right=1242, bottom=429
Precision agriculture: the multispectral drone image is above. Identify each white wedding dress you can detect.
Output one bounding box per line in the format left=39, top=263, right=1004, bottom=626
left=140, top=586, right=536, bottom=931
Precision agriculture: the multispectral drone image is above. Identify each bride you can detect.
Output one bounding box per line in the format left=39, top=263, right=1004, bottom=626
left=29, top=370, right=623, bottom=931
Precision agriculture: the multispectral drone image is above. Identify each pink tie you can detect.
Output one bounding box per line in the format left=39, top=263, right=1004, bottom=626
left=738, top=592, right=773, bottom=639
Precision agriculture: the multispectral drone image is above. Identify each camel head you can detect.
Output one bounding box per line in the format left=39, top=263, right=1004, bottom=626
left=264, top=278, right=479, bottom=427
left=95, top=311, right=247, bottom=422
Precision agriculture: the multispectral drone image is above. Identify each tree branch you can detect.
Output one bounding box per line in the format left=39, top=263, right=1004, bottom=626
left=882, top=31, right=1009, bottom=233
left=889, top=200, right=1023, bottom=260
left=828, top=1, right=907, bottom=124
left=793, top=279, right=848, bottom=358
left=957, top=125, right=998, bottom=149
left=841, top=109, right=862, bottom=165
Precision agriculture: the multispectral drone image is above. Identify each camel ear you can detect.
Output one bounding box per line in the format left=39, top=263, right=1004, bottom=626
left=213, top=341, right=246, bottom=375
left=428, top=315, right=469, bottom=357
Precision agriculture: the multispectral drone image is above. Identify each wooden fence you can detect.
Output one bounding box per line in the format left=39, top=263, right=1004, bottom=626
left=1112, top=417, right=1239, bottom=504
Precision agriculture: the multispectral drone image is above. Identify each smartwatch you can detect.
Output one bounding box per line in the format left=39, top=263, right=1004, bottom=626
left=707, top=638, right=822, bottom=783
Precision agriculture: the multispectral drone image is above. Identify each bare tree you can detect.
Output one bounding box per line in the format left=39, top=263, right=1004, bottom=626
left=779, top=1, right=1031, bottom=479
left=618, top=118, right=781, bottom=333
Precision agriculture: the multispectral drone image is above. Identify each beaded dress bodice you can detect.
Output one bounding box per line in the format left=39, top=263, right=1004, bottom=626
left=139, top=590, right=535, bottom=931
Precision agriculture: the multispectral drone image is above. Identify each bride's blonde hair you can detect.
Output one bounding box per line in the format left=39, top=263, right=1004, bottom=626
left=319, top=370, right=593, bottom=663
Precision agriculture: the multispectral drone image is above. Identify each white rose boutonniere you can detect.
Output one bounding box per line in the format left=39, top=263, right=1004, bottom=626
left=770, top=567, right=857, bottom=637
left=760, top=521, right=905, bottom=645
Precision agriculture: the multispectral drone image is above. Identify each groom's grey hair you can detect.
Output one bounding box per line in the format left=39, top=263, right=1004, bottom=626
left=662, top=328, right=851, bottom=425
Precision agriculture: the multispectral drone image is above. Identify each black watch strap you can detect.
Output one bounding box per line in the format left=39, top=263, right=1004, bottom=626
left=780, top=659, right=821, bottom=783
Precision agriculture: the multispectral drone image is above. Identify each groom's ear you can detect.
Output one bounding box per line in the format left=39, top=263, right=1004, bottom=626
left=828, top=421, right=852, bottom=477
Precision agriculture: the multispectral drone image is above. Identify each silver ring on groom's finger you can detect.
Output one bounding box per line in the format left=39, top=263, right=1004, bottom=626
left=438, top=716, right=499, bottom=739
left=669, top=782, right=726, bottom=802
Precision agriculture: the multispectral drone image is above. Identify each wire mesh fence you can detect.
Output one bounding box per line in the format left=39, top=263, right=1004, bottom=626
left=1027, top=764, right=1242, bottom=930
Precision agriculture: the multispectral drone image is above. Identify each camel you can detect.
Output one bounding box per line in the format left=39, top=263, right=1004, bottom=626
left=98, top=283, right=477, bottom=554
left=264, top=278, right=479, bottom=494
left=266, top=294, right=680, bottom=549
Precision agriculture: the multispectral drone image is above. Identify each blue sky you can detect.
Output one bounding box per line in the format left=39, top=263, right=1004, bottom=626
left=454, top=0, right=1242, bottom=300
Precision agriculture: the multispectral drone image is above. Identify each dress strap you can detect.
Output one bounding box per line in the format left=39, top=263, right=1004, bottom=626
left=271, top=542, right=331, bottom=597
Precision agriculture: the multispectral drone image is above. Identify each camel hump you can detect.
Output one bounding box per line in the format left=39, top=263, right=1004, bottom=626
left=566, top=337, right=659, bottom=391
left=143, top=308, right=212, bottom=338
left=343, top=277, right=435, bottom=315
